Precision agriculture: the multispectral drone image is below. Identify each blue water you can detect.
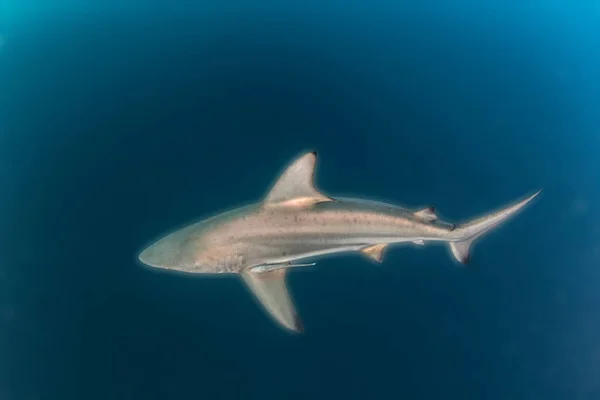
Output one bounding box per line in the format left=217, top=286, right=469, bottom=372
left=1, top=2, right=600, bottom=399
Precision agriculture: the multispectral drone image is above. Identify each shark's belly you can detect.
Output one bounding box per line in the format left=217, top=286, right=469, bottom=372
left=194, top=242, right=249, bottom=274
left=252, top=240, right=366, bottom=266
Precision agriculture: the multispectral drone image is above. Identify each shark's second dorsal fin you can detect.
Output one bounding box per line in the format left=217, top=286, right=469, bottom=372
left=264, top=152, right=333, bottom=208
left=414, top=206, right=438, bottom=222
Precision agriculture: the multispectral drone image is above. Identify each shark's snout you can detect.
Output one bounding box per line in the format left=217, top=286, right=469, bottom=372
left=138, top=244, right=163, bottom=268
left=138, top=238, right=176, bottom=269
left=138, top=230, right=199, bottom=271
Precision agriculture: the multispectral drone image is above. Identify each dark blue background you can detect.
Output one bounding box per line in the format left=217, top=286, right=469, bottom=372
left=1, top=1, right=600, bottom=399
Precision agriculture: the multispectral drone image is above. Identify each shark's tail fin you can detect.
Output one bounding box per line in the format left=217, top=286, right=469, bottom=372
left=448, top=190, right=541, bottom=264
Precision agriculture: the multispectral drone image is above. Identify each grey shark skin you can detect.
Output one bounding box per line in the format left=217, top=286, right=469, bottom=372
left=138, top=152, right=541, bottom=333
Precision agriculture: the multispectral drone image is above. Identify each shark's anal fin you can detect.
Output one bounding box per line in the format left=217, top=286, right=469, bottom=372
left=360, top=244, right=388, bottom=262
left=263, top=152, right=334, bottom=208
left=241, top=268, right=303, bottom=333
left=414, top=206, right=438, bottom=222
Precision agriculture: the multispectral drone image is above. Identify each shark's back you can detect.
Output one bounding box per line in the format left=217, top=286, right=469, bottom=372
left=313, top=196, right=416, bottom=218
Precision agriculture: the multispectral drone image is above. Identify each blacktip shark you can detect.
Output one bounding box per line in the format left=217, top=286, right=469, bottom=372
left=138, top=152, right=541, bottom=333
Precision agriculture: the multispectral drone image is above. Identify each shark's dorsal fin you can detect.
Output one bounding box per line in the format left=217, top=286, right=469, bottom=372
left=360, top=243, right=388, bottom=262
left=241, top=268, right=303, bottom=332
left=264, top=152, right=333, bottom=208
left=414, top=206, right=438, bottom=222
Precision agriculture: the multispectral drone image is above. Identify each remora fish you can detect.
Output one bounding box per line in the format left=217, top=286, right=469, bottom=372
left=138, top=152, right=540, bottom=332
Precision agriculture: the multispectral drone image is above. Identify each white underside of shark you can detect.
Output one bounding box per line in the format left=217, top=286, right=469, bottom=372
left=138, top=152, right=541, bottom=332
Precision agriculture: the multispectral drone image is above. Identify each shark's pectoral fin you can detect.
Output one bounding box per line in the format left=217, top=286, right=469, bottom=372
left=414, top=206, right=438, bottom=222
left=360, top=243, right=388, bottom=262
left=241, top=268, right=303, bottom=333
left=263, top=152, right=333, bottom=208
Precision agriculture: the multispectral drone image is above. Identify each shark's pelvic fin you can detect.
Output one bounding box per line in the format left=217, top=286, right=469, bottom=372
left=414, top=206, right=438, bottom=222
left=449, top=190, right=542, bottom=265
left=241, top=268, right=303, bottom=333
left=264, top=151, right=333, bottom=208
left=360, top=243, right=388, bottom=262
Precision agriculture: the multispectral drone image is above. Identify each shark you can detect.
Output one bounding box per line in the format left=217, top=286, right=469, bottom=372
left=138, top=152, right=541, bottom=333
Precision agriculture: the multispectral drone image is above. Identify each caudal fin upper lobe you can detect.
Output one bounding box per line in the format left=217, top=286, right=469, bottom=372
left=448, top=190, right=541, bottom=265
